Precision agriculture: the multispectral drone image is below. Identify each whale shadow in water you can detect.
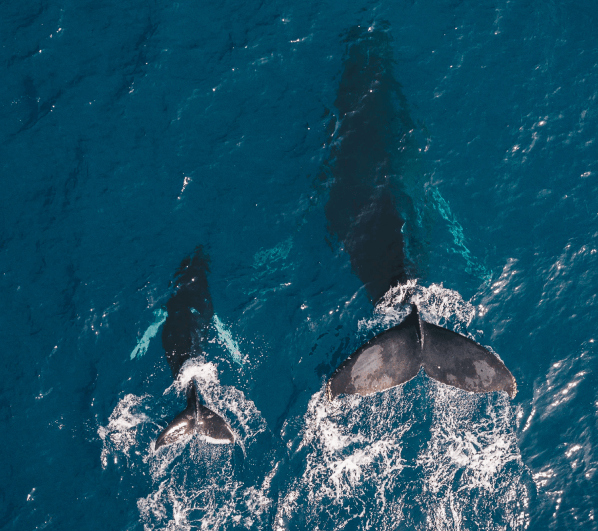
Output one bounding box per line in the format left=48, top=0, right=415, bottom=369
left=322, top=25, right=516, bottom=399
left=155, top=246, right=234, bottom=450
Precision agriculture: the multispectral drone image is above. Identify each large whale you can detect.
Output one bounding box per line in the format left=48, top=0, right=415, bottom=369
left=155, top=247, right=234, bottom=449
left=323, top=26, right=516, bottom=399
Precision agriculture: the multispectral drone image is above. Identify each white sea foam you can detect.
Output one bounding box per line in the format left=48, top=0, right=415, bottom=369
left=276, top=384, right=530, bottom=530
left=274, top=284, right=531, bottom=530
left=166, top=359, right=220, bottom=395
left=98, top=393, right=157, bottom=469
left=419, top=384, right=530, bottom=530
left=103, top=285, right=531, bottom=530
left=138, top=443, right=243, bottom=531
left=275, top=387, right=414, bottom=530
left=365, top=279, right=477, bottom=334
left=99, top=359, right=272, bottom=530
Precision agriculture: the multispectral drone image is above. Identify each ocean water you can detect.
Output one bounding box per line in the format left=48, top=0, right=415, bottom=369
left=1, top=0, right=597, bottom=529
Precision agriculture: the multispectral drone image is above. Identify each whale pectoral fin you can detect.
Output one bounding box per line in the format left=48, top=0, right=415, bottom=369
left=421, top=321, right=517, bottom=398
left=327, top=312, right=422, bottom=400
left=155, top=387, right=234, bottom=450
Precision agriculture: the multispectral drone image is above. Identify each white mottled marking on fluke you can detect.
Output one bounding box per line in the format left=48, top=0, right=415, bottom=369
left=351, top=345, right=393, bottom=392
left=473, top=360, right=496, bottom=387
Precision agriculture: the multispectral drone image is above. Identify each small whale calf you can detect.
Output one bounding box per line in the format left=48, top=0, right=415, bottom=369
left=155, top=247, right=233, bottom=450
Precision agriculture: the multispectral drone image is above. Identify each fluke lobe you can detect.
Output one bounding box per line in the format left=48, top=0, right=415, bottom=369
left=323, top=26, right=516, bottom=399
left=155, top=247, right=234, bottom=450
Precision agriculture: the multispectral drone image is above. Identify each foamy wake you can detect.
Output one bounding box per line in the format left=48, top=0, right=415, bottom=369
left=101, top=283, right=532, bottom=530
left=99, top=360, right=273, bottom=530
left=274, top=283, right=532, bottom=530
left=419, top=385, right=531, bottom=530
left=359, top=279, right=477, bottom=336
left=275, top=384, right=530, bottom=531
left=275, top=387, right=415, bottom=530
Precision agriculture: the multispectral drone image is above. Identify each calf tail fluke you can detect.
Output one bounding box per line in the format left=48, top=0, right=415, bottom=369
left=155, top=385, right=234, bottom=450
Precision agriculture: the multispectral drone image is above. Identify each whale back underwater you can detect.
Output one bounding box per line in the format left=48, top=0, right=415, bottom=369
left=156, top=247, right=233, bottom=448
left=321, top=26, right=516, bottom=403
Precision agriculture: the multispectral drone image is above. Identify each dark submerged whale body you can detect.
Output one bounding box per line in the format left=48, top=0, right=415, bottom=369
left=155, top=247, right=234, bottom=450
left=323, top=26, right=516, bottom=399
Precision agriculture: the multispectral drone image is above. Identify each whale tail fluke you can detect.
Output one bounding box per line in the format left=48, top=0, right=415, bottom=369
left=155, top=385, right=234, bottom=450
left=327, top=304, right=516, bottom=400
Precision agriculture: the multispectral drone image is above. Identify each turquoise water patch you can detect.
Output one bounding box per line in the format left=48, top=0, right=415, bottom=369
left=190, top=308, right=243, bottom=365
left=431, top=188, right=493, bottom=284
left=252, top=236, right=293, bottom=272
left=246, top=236, right=295, bottom=296
left=130, top=309, right=168, bottom=360
left=131, top=307, right=242, bottom=366
left=212, top=314, right=243, bottom=366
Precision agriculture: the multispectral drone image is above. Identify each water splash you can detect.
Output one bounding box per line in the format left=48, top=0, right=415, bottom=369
left=364, top=280, right=477, bottom=338
left=275, top=283, right=531, bottom=530
left=99, top=360, right=271, bottom=530
left=98, top=393, right=157, bottom=468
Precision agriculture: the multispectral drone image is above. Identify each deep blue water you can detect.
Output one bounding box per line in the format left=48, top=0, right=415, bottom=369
left=1, top=0, right=597, bottom=529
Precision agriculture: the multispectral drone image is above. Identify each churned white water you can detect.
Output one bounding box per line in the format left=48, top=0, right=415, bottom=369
left=101, top=284, right=532, bottom=530
left=99, top=359, right=270, bottom=529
